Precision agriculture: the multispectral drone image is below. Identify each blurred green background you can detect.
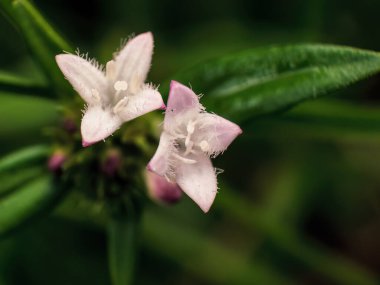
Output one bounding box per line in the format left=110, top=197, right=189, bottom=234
left=1, top=0, right=380, bottom=284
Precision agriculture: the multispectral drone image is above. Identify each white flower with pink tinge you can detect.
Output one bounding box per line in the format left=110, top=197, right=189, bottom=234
left=147, top=81, right=242, bottom=212
left=56, top=32, right=165, bottom=147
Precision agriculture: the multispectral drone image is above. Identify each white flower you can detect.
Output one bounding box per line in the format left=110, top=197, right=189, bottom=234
left=147, top=81, right=242, bottom=212
left=56, top=32, right=165, bottom=146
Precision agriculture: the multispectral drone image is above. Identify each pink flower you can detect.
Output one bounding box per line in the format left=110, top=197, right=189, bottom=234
left=147, top=81, right=242, bottom=212
left=56, top=32, right=164, bottom=147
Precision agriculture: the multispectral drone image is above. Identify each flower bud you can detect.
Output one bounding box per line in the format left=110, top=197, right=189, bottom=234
left=62, top=117, right=78, bottom=134
left=146, top=171, right=182, bottom=204
left=101, top=149, right=122, bottom=177
left=48, top=150, right=67, bottom=173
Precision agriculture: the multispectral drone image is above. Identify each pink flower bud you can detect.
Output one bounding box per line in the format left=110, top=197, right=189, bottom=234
left=146, top=171, right=182, bottom=205
left=101, top=149, right=122, bottom=177
left=48, top=150, right=66, bottom=173
left=62, top=118, right=77, bottom=134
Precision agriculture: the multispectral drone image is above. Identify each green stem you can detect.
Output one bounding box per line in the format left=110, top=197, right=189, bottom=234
left=107, top=199, right=139, bottom=285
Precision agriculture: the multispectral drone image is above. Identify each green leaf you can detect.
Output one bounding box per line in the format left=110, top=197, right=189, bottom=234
left=0, top=175, right=65, bottom=238
left=247, top=100, right=380, bottom=142
left=0, top=0, right=73, bottom=96
left=0, top=167, right=44, bottom=197
left=171, top=44, right=380, bottom=122
left=0, top=145, right=49, bottom=173
left=0, top=70, right=49, bottom=97
left=108, top=206, right=138, bottom=285
left=0, top=94, right=58, bottom=141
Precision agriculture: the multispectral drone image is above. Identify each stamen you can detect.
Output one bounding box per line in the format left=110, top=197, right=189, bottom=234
left=185, top=136, right=192, bottom=148
left=114, top=80, right=128, bottom=91
left=184, top=140, right=194, bottom=156
left=129, top=74, right=142, bottom=93
left=106, top=60, right=116, bottom=81
left=91, top=89, right=101, bottom=102
left=199, top=140, right=209, bottom=152
left=168, top=130, right=186, bottom=139
left=183, top=120, right=196, bottom=154
left=186, top=120, right=195, bottom=134
left=172, top=153, right=197, bottom=164
left=167, top=126, right=186, bottom=138
left=113, top=97, right=128, bottom=113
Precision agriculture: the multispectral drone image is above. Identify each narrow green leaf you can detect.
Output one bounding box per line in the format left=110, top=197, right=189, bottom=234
left=13, top=0, right=71, bottom=52
left=108, top=209, right=138, bottom=285
left=247, top=100, right=380, bottom=142
left=172, top=44, right=380, bottom=122
left=0, top=167, right=44, bottom=197
left=0, top=145, right=49, bottom=173
left=0, top=93, right=58, bottom=141
left=0, top=70, right=49, bottom=97
left=0, top=0, right=73, bottom=95
left=0, top=175, right=65, bottom=238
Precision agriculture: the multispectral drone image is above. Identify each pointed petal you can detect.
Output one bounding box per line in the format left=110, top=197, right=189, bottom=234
left=147, top=132, right=174, bottom=178
left=114, top=32, right=153, bottom=85
left=117, top=87, right=164, bottom=122
left=146, top=171, right=182, bottom=204
left=176, top=154, right=217, bottom=213
left=56, top=54, right=108, bottom=104
left=196, top=113, right=242, bottom=155
left=81, top=105, right=121, bottom=146
left=165, top=80, right=200, bottom=125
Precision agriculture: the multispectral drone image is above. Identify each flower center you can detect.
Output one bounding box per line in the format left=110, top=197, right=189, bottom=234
left=170, top=118, right=210, bottom=164
left=114, top=81, right=128, bottom=91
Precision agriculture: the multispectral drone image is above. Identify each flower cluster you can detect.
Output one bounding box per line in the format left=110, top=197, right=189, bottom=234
left=56, top=32, right=242, bottom=212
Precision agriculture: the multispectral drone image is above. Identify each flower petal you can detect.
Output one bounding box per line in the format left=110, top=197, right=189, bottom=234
left=114, top=32, right=153, bottom=85
left=175, top=153, right=217, bottom=213
left=81, top=105, right=121, bottom=146
left=147, top=132, right=174, bottom=178
left=56, top=54, right=108, bottom=104
left=196, top=113, right=242, bottom=155
left=117, top=87, right=164, bottom=122
left=146, top=171, right=182, bottom=204
left=165, top=80, right=200, bottom=125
